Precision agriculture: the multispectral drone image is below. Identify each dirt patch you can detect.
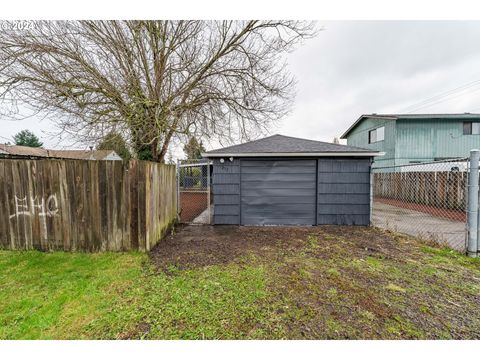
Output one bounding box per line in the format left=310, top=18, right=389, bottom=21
left=118, top=321, right=151, bottom=340
left=150, top=225, right=415, bottom=271
left=150, top=225, right=306, bottom=271
left=376, top=197, right=466, bottom=222
left=179, top=191, right=209, bottom=223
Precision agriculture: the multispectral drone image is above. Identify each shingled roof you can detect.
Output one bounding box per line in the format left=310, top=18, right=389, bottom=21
left=203, top=134, right=380, bottom=157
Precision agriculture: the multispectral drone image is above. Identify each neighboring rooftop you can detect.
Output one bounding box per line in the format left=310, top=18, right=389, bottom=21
left=341, top=113, right=480, bottom=139
left=203, top=134, right=380, bottom=157
left=0, top=144, right=121, bottom=160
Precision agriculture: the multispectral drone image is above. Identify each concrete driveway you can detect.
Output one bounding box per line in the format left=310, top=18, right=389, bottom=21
left=372, top=201, right=466, bottom=252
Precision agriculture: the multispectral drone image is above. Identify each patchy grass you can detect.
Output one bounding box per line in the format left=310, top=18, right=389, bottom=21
left=385, top=283, right=407, bottom=293
left=1, top=225, right=480, bottom=339
left=87, top=263, right=278, bottom=339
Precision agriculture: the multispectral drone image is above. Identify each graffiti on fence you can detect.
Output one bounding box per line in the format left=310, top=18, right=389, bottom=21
left=9, top=194, right=60, bottom=219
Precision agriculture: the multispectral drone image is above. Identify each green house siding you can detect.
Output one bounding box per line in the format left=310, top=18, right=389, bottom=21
left=345, top=116, right=480, bottom=168
left=345, top=118, right=395, bottom=168
left=395, top=119, right=480, bottom=165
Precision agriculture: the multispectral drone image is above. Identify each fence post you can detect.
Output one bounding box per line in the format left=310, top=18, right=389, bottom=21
left=207, top=160, right=211, bottom=224
left=468, top=150, right=480, bottom=257
left=176, top=159, right=181, bottom=221
left=369, top=160, right=374, bottom=225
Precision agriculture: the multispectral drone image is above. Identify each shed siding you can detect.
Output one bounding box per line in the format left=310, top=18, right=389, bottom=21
left=212, top=159, right=240, bottom=224
left=317, top=158, right=371, bottom=225
left=212, top=157, right=372, bottom=226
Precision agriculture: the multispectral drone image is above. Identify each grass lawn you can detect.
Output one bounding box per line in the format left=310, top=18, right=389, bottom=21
left=1, top=225, right=479, bottom=339
left=0, top=251, right=144, bottom=339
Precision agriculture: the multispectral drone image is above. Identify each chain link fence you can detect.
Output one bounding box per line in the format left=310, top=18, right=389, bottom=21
left=177, top=159, right=212, bottom=224
left=372, top=158, right=469, bottom=252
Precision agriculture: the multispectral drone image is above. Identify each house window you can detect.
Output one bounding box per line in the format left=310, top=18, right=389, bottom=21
left=463, top=122, right=480, bottom=135
left=368, top=126, right=385, bottom=143
left=377, top=126, right=385, bottom=141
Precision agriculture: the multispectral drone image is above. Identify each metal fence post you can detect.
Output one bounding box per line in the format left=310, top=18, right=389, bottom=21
left=468, top=149, right=480, bottom=257
left=207, top=160, right=211, bottom=224
left=176, top=159, right=181, bottom=221
left=369, top=160, right=374, bottom=226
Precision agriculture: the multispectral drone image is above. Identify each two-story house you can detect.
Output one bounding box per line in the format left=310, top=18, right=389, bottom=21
left=340, top=113, right=480, bottom=168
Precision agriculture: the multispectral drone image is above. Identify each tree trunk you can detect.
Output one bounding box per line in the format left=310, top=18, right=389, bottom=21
left=157, top=129, right=175, bottom=163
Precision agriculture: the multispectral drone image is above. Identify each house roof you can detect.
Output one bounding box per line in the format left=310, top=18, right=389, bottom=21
left=202, top=134, right=381, bottom=158
left=0, top=144, right=118, bottom=160
left=340, top=113, right=480, bottom=139
left=0, top=144, right=48, bottom=157
left=47, top=149, right=117, bottom=160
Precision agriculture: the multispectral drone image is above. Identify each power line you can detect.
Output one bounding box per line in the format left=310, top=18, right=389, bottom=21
left=398, top=79, right=480, bottom=112
left=397, top=78, right=480, bottom=113
left=401, top=80, right=480, bottom=111
left=405, top=86, right=480, bottom=114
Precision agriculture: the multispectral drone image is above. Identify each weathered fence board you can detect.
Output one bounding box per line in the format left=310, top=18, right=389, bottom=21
left=373, top=171, right=467, bottom=211
left=0, top=159, right=177, bottom=252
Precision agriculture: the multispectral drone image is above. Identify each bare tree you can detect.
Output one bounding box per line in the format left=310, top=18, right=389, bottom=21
left=0, top=21, right=317, bottom=162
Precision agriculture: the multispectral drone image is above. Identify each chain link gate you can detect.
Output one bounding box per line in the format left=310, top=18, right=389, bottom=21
left=177, top=159, right=212, bottom=224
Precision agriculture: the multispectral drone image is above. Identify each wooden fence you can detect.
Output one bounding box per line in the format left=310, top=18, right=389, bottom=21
left=373, top=171, right=467, bottom=211
left=0, top=159, right=177, bottom=252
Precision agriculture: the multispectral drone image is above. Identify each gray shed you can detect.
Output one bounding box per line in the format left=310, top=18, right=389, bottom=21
left=203, top=134, right=382, bottom=226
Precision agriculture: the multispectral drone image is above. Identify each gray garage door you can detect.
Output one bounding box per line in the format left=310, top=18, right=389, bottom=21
left=240, top=159, right=317, bottom=225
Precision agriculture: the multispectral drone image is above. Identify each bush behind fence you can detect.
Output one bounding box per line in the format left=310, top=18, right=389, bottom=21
left=0, top=159, right=177, bottom=252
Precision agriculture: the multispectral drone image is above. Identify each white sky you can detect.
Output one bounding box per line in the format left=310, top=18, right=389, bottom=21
left=3, top=21, right=480, bottom=156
